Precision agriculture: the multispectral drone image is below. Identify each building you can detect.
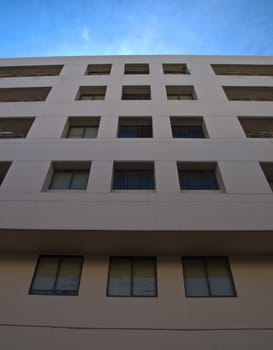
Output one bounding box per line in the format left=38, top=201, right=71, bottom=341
left=0, top=55, right=273, bottom=349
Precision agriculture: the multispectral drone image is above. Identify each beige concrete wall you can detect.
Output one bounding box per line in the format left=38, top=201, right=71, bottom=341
left=0, top=254, right=273, bottom=349
left=0, top=55, right=273, bottom=231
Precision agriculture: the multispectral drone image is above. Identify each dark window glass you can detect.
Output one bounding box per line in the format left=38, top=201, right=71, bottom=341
left=30, top=256, right=83, bottom=295
left=119, top=125, right=152, bottom=138
left=172, top=125, right=204, bottom=138
left=179, top=169, right=218, bottom=190
left=183, top=257, right=236, bottom=297
left=108, top=257, right=157, bottom=297
left=50, top=170, right=89, bottom=190
left=67, top=126, right=98, bottom=138
left=113, top=169, right=155, bottom=190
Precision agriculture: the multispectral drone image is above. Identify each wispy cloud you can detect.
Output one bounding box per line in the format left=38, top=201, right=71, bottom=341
left=80, top=27, right=90, bottom=42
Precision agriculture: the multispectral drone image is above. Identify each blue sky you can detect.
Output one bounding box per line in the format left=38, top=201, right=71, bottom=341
left=0, top=0, right=273, bottom=57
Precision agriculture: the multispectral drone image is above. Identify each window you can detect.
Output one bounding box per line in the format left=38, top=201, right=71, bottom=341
left=112, top=162, right=155, bottom=190
left=0, top=162, right=11, bottom=186
left=122, top=86, right=151, bottom=100
left=177, top=162, right=219, bottom=190
left=166, top=86, right=196, bottom=100
left=182, top=257, right=236, bottom=297
left=30, top=256, right=83, bottom=295
left=223, top=86, right=273, bottom=101
left=260, top=163, right=273, bottom=191
left=118, top=117, right=153, bottom=138
left=0, top=117, right=35, bottom=138
left=86, top=64, right=111, bottom=75
left=65, top=117, right=100, bottom=138
left=124, top=64, right=149, bottom=74
left=0, top=87, right=51, bottom=102
left=238, top=117, right=273, bottom=138
left=49, top=162, right=90, bottom=190
left=171, top=117, right=206, bottom=138
left=77, top=86, right=106, bottom=100
left=163, top=63, right=189, bottom=74
left=211, top=64, right=273, bottom=76
left=0, top=65, right=63, bottom=78
left=107, top=257, right=157, bottom=297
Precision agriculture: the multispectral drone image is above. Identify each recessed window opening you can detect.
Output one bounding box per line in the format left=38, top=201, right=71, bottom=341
left=182, top=257, right=236, bottom=297
left=66, top=117, right=100, bottom=138
left=0, top=65, right=63, bottom=78
left=124, top=64, right=149, bottom=74
left=239, top=117, right=273, bottom=138
left=30, top=256, right=83, bottom=296
left=0, top=117, right=34, bottom=138
left=49, top=162, right=90, bottom=190
left=211, top=64, right=273, bottom=76
left=107, top=257, right=157, bottom=297
left=112, top=162, right=155, bottom=190
left=0, top=162, right=12, bottom=186
left=86, top=64, right=112, bottom=75
left=166, top=86, right=196, bottom=100
left=0, top=87, right=51, bottom=102
left=171, top=117, right=205, bottom=138
left=77, top=86, right=106, bottom=100
left=260, top=163, right=273, bottom=191
left=163, top=64, right=189, bottom=74
left=223, top=86, right=273, bottom=101
left=177, top=162, right=220, bottom=190
left=118, top=117, right=153, bottom=138
left=122, top=86, right=151, bottom=100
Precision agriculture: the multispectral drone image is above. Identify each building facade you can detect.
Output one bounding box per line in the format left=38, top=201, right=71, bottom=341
left=0, top=55, right=273, bottom=349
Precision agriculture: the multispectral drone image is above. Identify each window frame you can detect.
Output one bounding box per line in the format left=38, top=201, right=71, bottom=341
left=182, top=257, right=237, bottom=298
left=162, top=63, right=189, bottom=75
left=124, top=64, right=150, bottom=75
left=166, top=86, right=196, bottom=100
left=107, top=256, right=158, bottom=297
left=49, top=169, right=89, bottom=190
left=170, top=117, right=206, bottom=138
left=76, top=86, right=107, bottom=101
left=118, top=117, right=153, bottom=138
left=29, top=255, right=84, bottom=296
left=86, top=64, right=112, bottom=75
left=177, top=162, right=221, bottom=191
left=112, top=162, right=155, bottom=190
left=121, top=86, right=151, bottom=100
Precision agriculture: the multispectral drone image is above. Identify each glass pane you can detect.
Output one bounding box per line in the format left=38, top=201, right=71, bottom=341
left=93, top=95, right=104, bottom=100
left=108, top=258, right=131, bottom=296
left=168, top=95, right=180, bottom=100
left=84, top=127, right=98, bottom=138
left=180, top=170, right=218, bottom=190
left=79, top=95, right=93, bottom=100
left=70, top=171, right=88, bottom=189
left=206, top=258, right=235, bottom=296
left=55, top=257, right=82, bottom=295
left=50, top=171, right=72, bottom=189
left=172, top=126, right=204, bottom=138
left=31, top=257, right=59, bottom=294
left=183, top=258, right=210, bottom=297
left=132, top=258, right=156, bottom=296
left=119, top=125, right=152, bottom=138
left=113, top=169, right=154, bottom=190
left=67, top=127, right=84, bottom=138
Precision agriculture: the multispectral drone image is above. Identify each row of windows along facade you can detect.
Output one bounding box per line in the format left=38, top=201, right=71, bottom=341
left=1, top=62, right=273, bottom=77
left=0, top=160, right=273, bottom=192
left=1, top=84, right=273, bottom=102
left=30, top=255, right=236, bottom=298
left=1, top=116, right=273, bottom=139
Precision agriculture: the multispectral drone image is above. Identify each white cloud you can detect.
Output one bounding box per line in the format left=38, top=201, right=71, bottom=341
left=80, top=28, right=90, bottom=42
